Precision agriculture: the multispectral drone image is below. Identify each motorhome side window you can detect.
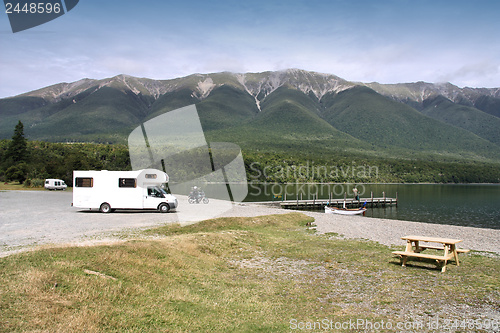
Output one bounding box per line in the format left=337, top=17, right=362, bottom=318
left=145, top=174, right=157, bottom=179
left=119, top=178, right=137, bottom=188
left=75, top=177, right=93, bottom=187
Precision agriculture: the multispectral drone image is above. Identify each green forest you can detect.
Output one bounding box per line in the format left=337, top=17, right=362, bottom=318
left=0, top=122, right=131, bottom=187
left=1, top=122, right=499, bottom=187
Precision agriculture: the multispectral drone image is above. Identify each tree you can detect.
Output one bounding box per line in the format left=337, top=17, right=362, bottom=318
left=6, top=120, right=28, bottom=163
left=5, top=163, right=28, bottom=184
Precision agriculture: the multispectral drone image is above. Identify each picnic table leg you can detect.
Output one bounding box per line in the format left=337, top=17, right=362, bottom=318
left=451, top=244, right=460, bottom=266
left=440, top=261, right=446, bottom=273
left=414, top=241, right=421, bottom=253
left=402, top=255, right=408, bottom=267
left=441, top=245, right=449, bottom=272
left=405, top=240, right=414, bottom=253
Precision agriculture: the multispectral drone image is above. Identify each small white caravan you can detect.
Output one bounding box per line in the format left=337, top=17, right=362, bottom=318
left=72, top=169, right=177, bottom=213
left=44, top=179, right=67, bottom=190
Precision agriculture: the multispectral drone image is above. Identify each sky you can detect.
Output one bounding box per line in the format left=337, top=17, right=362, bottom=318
left=0, top=0, right=499, bottom=98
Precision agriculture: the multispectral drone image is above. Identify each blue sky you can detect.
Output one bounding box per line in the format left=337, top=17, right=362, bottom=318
left=0, top=0, right=499, bottom=98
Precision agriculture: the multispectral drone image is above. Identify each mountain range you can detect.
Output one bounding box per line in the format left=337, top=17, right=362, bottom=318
left=1, top=69, right=500, bottom=164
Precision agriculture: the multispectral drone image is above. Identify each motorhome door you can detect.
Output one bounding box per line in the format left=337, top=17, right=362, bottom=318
left=143, top=185, right=163, bottom=209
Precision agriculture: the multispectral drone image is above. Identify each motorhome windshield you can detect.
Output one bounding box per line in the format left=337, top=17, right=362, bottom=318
left=148, top=186, right=166, bottom=198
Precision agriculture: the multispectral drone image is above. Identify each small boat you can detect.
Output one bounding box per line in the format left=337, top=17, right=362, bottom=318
left=325, top=200, right=367, bottom=215
left=325, top=206, right=367, bottom=215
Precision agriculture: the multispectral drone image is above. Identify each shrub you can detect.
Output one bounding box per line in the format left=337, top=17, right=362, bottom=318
left=23, top=178, right=45, bottom=188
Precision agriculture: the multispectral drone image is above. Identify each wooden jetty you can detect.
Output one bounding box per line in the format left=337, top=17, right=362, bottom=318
left=253, top=192, right=398, bottom=210
left=279, top=197, right=397, bottom=210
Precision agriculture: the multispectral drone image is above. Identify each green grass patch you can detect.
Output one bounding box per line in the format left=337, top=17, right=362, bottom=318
left=1, top=213, right=498, bottom=332
left=0, top=181, right=44, bottom=191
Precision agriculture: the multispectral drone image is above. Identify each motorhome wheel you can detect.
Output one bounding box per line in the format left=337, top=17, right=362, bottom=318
left=159, top=203, right=170, bottom=213
left=100, top=203, right=111, bottom=213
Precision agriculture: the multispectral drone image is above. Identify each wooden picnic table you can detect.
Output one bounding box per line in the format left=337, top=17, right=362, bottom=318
left=392, top=235, right=469, bottom=272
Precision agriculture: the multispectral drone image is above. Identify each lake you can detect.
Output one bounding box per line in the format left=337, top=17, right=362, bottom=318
left=240, top=183, right=500, bottom=230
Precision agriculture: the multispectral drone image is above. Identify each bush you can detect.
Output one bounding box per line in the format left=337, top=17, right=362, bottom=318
left=5, top=163, right=28, bottom=184
left=23, top=178, right=45, bottom=188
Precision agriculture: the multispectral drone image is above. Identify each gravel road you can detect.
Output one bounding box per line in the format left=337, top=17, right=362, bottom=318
left=1, top=190, right=499, bottom=257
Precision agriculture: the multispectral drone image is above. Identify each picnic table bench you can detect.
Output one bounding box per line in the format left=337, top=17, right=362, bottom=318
left=392, top=235, right=470, bottom=272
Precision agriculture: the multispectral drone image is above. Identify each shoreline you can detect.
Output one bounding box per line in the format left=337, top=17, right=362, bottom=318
left=224, top=204, right=500, bottom=255
left=1, top=191, right=499, bottom=257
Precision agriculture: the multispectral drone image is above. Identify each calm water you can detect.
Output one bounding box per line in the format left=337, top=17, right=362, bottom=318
left=177, top=183, right=499, bottom=229
left=239, top=183, right=500, bottom=229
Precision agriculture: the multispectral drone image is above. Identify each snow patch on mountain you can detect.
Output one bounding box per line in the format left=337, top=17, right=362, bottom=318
left=16, top=69, right=500, bottom=108
left=248, top=69, right=353, bottom=101
left=22, top=78, right=97, bottom=102
left=236, top=74, right=263, bottom=111
left=195, top=78, right=216, bottom=99
left=118, top=75, right=141, bottom=95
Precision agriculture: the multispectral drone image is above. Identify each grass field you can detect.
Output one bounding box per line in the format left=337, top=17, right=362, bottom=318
left=0, top=181, right=43, bottom=191
left=0, top=213, right=498, bottom=332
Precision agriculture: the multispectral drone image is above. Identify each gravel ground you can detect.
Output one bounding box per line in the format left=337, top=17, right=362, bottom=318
left=225, top=204, right=500, bottom=254
left=1, top=191, right=499, bottom=257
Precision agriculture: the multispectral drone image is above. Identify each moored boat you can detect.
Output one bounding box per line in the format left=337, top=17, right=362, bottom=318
left=325, top=205, right=367, bottom=215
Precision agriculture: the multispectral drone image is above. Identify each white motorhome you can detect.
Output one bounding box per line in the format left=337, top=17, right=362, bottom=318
left=72, top=169, right=177, bottom=213
left=44, top=179, right=67, bottom=190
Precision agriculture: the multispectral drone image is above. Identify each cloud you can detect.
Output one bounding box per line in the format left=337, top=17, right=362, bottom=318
left=437, top=59, right=500, bottom=88
left=98, top=57, right=148, bottom=75
left=1, top=0, right=500, bottom=97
